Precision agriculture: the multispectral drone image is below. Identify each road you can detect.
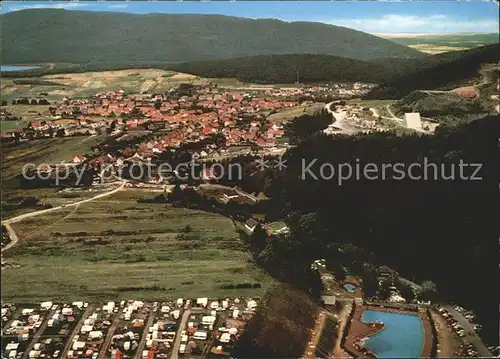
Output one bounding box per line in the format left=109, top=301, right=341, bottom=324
left=441, top=305, right=492, bottom=358
left=98, top=313, right=121, bottom=359
left=170, top=309, right=191, bottom=359
left=134, top=307, right=157, bottom=359
left=60, top=306, right=94, bottom=359
left=324, top=102, right=358, bottom=135
left=398, top=278, right=492, bottom=357
left=21, top=310, right=56, bottom=359
left=1, top=181, right=126, bottom=253
left=385, top=104, right=403, bottom=122
left=198, top=183, right=258, bottom=202
left=303, top=311, right=327, bottom=359
left=1, top=223, right=19, bottom=252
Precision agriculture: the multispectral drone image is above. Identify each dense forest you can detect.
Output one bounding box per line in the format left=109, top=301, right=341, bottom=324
left=364, top=44, right=500, bottom=99
left=245, top=115, right=498, bottom=345
left=1, top=9, right=423, bottom=64
left=168, top=54, right=391, bottom=84
left=231, top=283, right=321, bottom=358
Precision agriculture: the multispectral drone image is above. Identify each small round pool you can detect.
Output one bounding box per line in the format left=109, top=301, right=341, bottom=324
left=343, top=283, right=357, bottom=293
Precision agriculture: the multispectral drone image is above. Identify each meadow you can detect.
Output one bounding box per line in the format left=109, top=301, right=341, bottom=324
left=0, top=69, right=205, bottom=103
left=1, top=105, right=54, bottom=131
left=384, top=33, right=498, bottom=54
left=1, top=136, right=107, bottom=218
left=2, top=190, right=273, bottom=302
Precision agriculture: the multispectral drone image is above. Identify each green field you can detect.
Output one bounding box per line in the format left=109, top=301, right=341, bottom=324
left=1, top=104, right=53, bottom=131
left=2, top=190, right=273, bottom=302
left=346, top=99, right=396, bottom=107
left=267, top=103, right=325, bottom=124
left=0, top=69, right=205, bottom=103
left=2, top=136, right=105, bottom=181
left=1, top=136, right=107, bottom=218
left=384, top=33, right=498, bottom=54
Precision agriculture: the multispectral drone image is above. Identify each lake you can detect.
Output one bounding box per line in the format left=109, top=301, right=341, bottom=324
left=361, top=310, right=424, bottom=358
left=1, top=65, right=41, bottom=72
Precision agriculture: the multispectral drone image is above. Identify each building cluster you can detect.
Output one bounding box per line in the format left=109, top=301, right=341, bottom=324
left=177, top=297, right=258, bottom=357
left=2, top=298, right=259, bottom=359
left=2, top=302, right=86, bottom=359
left=2, top=82, right=376, bottom=161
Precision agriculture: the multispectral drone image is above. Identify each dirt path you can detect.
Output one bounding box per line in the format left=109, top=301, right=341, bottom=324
left=134, top=306, right=156, bottom=359
left=332, top=302, right=353, bottom=358
left=430, top=310, right=459, bottom=357
left=61, top=305, right=94, bottom=359
left=1, top=181, right=125, bottom=253
left=21, top=204, right=79, bottom=241
left=170, top=309, right=191, bottom=359
left=304, top=311, right=328, bottom=359
left=98, top=313, right=121, bottom=359
left=21, top=310, right=56, bottom=359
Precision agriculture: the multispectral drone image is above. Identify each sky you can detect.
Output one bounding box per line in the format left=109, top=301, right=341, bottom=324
left=1, top=1, right=499, bottom=34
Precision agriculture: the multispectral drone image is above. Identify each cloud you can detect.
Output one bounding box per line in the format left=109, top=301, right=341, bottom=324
left=107, top=4, right=129, bottom=9
left=7, top=3, right=90, bottom=12
left=326, top=14, right=499, bottom=34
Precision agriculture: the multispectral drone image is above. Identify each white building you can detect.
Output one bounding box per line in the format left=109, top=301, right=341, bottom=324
left=403, top=113, right=422, bottom=130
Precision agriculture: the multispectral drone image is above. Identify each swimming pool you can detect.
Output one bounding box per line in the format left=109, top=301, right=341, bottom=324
left=0, top=65, right=41, bottom=72
left=361, top=310, right=424, bottom=358
left=343, top=283, right=357, bottom=293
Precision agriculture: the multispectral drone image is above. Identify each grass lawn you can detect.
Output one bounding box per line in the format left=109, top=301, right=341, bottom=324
left=267, top=221, right=287, bottom=232
left=267, top=103, right=325, bottom=124
left=2, top=190, right=273, bottom=302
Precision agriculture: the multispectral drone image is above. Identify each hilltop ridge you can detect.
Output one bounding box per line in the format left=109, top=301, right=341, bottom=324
left=1, top=9, right=424, bottom=64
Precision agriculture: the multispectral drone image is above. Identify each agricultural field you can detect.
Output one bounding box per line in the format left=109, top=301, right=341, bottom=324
left=2, top=190, right=273, bottom=302
left=381, top=33, right=498, bottom=54
left=0, top=69, right=206, bottom=103
left=2, top=136, right=105, bottom=181
left=1, top=136, right=107, bottom=218
left=1, top=104, right=53, bottom=131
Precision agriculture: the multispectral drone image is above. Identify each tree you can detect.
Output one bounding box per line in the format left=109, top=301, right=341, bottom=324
left=378, top=279, right=392, bottom=301
left=30, top=99, right=38, bottom=105
left=418, top=280, right=438, bottom=301
left=154, top=100, right=162, bottom=110
left=55, top=128, right=65, bottom=137
left=1, top=100, right=6, bottom=106
left=168, top=184, right=184, bottom=203
left=361, top=263, right=378, bottom=298
left=396, top=280, right=416, bottom=302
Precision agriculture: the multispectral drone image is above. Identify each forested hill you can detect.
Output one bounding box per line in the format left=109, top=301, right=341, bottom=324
left=364, top=44, right=500, bottom=99
left=265, top=114, right=498, bottom=344
left=1, top=9, right=424, bottom=64
left=167, top=54, right=392, bottom=84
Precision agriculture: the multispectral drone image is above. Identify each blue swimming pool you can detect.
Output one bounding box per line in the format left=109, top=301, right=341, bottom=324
left=343, top=283, right=356, bottom=293
left=361, top=310, right=424, bottom=358
left=0, top=65, right=41, bottom=72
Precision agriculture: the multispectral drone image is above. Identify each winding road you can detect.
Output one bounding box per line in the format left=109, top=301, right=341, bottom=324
left=1, top=181, right=126, bottom=253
